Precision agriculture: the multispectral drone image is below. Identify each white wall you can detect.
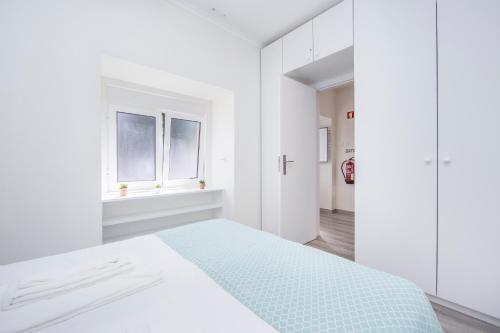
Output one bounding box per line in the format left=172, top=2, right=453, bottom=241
left=0, top=0, right=261, bottom=264
left=104, top=80, right=211, bottom=117
left=333, top=83, right=355, bottom=212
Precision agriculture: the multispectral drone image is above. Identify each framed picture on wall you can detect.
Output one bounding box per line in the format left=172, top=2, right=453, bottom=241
left=319, top=127, right=328, bottom=162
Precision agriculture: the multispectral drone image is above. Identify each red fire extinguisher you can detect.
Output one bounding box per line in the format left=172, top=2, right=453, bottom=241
left=341, top=157, right=355, bottom=184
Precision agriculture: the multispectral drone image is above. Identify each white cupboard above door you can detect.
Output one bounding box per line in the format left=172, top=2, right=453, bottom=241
left=313, top=0, right=353, bottom=62
left=437, top=0, right=500, bottom=319
left=283, top=21, right=313, bottom=73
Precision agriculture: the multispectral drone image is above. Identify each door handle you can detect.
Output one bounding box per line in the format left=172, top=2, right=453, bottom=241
left=282, top=154, right=295, bottom=175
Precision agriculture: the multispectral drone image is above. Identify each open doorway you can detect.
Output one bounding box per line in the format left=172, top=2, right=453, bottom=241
left=271, top=43, right=355, bottom=257
left=309, top=83, right=355, bottom=261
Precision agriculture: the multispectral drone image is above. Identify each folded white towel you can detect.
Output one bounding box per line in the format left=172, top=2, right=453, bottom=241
left=2, top=258, right=134, bottom=310
left=16, top=258, right=128, bottom=290
left=0, top=271, right=164, bottom=333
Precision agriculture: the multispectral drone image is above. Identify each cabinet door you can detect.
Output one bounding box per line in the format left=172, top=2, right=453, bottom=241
left=313, top=0, right=353, bottom=62
left=261, top=39, right=283, bottom=236
left=354, top=0, right=437, bottom=295
left=282, top=21, right=313, bottom=73
left=437, top=0, right=500, bottom=318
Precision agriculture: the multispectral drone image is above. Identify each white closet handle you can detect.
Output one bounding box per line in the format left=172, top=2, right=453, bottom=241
left=443, top=157, right=452, bottom=165
left=424, top=157, right=432, bottom=165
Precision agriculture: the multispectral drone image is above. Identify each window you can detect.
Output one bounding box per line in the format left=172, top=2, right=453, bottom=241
left=106, top=105, right=205, bottom=192
left=168, top=118, right=201, bottom=180
left=116, top=112, right=156, bottom=182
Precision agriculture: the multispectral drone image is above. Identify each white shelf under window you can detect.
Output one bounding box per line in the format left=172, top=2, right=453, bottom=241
left=103, top=203, right=223, bottom=227
left=102, top=187, right=223, bottom=203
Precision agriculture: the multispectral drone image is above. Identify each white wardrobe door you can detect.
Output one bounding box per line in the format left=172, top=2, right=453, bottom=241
left=313, top=0, right=353, bottom=62
left=354, top=0, right=437, bottom=294
left=261, top=39, right=283, bottom=236
left=437, top=0, right=500, bottom=318
left=282, top=21, right=313, bottom=74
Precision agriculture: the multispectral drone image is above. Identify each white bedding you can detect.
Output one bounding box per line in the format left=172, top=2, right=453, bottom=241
left=0, top=236, right=277, bottom=333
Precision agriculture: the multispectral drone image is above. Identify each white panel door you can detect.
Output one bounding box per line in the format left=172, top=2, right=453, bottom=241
left=261, top=39, right=283, bottom=236
left=313, top=0, right=353, bottom=62
left=354, top=0, right=437, bottom=294
left=282, top=21, right=313, bottom=74
left=280, top=76, right=319, bottom=244
left=437, top=0, right=500, bottom=318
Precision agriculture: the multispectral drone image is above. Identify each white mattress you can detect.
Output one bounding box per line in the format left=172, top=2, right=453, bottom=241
left=0, top=236, right=277, bottom=333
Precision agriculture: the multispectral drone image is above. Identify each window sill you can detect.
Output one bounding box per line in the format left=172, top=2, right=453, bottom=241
left=102, top=187, right=223, bottom=203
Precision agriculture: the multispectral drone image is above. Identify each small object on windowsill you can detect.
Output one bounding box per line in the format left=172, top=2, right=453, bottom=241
left=119, top=183, right=128, bottom=197
left=199, top=179, right=206, bottom=190
left=154, top=184, right=162, bottom=194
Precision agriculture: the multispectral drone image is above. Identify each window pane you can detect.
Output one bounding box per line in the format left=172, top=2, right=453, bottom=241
left=169, top=118, right=200, bottom=180
left=116, top=112, right=156, bottom=182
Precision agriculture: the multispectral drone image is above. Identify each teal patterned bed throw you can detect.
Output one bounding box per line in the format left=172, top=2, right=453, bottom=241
left=156, top=219, right=442, bottom=333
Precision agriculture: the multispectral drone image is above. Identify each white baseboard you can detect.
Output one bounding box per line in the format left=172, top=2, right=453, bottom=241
left=427, top=294, right=500, bottom=328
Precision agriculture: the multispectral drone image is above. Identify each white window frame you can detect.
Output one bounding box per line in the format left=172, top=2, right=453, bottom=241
left=105, top=106, right=206, bottom=193
left=163, top=110, right=206, bottom=189
left=106, top=105, right=163, bottom=192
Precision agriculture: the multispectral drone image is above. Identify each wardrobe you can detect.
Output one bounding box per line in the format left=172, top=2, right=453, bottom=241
left=355, top=0, right=500, bottom=320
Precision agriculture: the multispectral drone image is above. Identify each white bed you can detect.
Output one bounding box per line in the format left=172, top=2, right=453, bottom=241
left=0, top=235, right=277, bottom=333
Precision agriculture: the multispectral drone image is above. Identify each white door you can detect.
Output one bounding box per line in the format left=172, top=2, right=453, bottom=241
left=282, top=21, right=313, bottom=74
left=279, top=76, right=319, bottom=244
left=354, top=0, right=437, bottom=295
left=437, top=0, right=500, bottom=318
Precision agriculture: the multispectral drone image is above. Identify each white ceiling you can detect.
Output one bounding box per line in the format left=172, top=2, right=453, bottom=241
left=169, top=0, right=343, bottom=46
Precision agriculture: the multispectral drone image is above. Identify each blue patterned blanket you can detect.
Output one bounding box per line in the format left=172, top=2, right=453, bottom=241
left=157, top=219, right=442, bottom=333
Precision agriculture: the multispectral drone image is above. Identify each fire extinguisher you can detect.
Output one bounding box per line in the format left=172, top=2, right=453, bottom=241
left=341, top=157, right=355, bottom=184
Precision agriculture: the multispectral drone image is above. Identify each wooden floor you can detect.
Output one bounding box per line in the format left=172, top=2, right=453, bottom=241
left=306, top=210, right=355, bottom=261
left=306, top=210, right=500, bottom=333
